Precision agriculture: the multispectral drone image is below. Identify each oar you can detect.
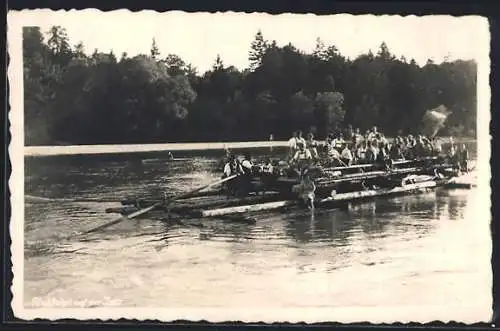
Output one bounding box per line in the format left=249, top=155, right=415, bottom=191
left=80, top=174, right=239, bottom=235
left=331, top=155, right=362, bottom=173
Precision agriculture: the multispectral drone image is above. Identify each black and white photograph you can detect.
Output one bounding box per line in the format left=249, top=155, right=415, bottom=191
left=8, top=9, right=491, bottom=323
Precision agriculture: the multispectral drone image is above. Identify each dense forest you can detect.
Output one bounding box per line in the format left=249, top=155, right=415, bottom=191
left=23, top=26, right=477, bottom=146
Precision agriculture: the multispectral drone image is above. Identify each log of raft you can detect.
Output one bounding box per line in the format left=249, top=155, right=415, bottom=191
left=109, top=192, right=290, bottom=216
left=110, top=156, right=474, bottom=220
left=320, top=157, right=436, bottom=173
left=196, top=180, right=438, bottom=218
left=320, top=180, right=437, bottom=203
left=314, top=167, right=422, bottom=186
left=196, top=200, right=297, bottom=217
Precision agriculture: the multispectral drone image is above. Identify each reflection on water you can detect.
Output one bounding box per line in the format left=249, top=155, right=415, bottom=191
left=22, top=150, right=491, bottom=322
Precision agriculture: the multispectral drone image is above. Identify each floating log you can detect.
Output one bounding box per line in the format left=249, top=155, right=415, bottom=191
left=315, top=167, right=422, bottom=186
left=115, top=192, right=288, bottom=216
left=121, top=188, right=281, bottom=206
left=106, top=206, right=139, bottom=214
left=321, top=180, right=437, bottom=203
left=323, top=159, right=423, bottom=172
left=198, top=200, right=297, bottom=217
left=170, top=193, right=286, bottom=213
left=444, top=182, right=474, bottom=189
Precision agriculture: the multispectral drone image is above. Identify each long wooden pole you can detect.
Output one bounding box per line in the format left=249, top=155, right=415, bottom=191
left=81, top=174, right=238, bottom=235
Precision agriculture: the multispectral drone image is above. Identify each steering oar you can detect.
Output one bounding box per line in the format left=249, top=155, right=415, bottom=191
left=80, top=174, right=238, bottom=235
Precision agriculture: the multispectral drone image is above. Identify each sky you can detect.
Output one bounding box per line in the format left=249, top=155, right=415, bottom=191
left=13, top=10, right=489, bottom=73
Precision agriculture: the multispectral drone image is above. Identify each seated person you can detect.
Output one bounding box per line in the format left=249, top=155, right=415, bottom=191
left=352, top=128, right=362, bottom=146
left=340, top=144, right=354, bottom=166
left=356, top=141, right=368, bottom=164
left=376, top=142, right=390, bottom=166
left=365, top=140, right=378, bottom=163
left=389, top=139, right=404, bottom=160
left=327, top=142, right=343, bottom=166
left=431, top=137, right=443, bottom=155
left=306, top=132, right=319, bottom=159
left=332, top=134, right=345, bottom=151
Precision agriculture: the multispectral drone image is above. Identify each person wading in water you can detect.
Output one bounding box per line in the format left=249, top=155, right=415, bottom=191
left=292, top=169, right=316, bottom=210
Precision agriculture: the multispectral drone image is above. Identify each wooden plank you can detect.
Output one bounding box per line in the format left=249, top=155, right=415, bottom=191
left=325, top=163, right=375, bottom=171
left=199, top=200, right=296, bottom=217
left=320, top=181, right=437, bottom=203
left=315, top=168, right=422, bottom=185
left=116, top=192, right=287, bottom=216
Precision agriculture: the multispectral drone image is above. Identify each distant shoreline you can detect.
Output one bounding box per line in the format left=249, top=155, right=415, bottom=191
left=24, top=137, right=477, bottom=157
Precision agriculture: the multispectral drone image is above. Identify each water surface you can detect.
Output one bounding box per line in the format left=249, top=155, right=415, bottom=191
left=23, top=149, right=491, bottom=322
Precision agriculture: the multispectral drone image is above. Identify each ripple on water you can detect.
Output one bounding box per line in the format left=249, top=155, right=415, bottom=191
left=22, top=155, right=489, bottom=318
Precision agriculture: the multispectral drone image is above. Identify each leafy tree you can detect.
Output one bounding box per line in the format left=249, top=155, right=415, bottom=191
left=289, top=91, right=315, bottom=131
left=163, top=54, right=186, bottom=76
left=23, top=26, right=478, bottom=145
left=315, top=91, right=345, bottom=136
left=150, top=38, right=160, bottom=59
left=248, top=30, right=267, bottom=71
left=212, top=54, right=224, bottom=71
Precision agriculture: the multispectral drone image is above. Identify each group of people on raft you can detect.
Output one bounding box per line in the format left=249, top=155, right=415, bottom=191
left=221, top=125, right=471, bottom=210
left=221, top=148, right=315, bottom=209
left=287, top=125, right=470, bottom=173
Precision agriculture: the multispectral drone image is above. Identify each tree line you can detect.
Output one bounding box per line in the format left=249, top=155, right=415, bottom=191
left=23, top=26, right=477, bottom=146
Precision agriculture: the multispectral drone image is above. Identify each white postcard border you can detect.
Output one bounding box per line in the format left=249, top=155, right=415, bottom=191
left=7, top=9, right=493, bottom=323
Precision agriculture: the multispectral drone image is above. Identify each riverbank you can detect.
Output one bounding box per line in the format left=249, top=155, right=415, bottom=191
left=24, top=137, right=477, bottom=157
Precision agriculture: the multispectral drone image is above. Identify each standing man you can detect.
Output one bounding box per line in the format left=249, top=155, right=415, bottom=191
left=291, top=143, right=313, bottom=178
left=296, top=130, right=307, bottom=149
left=222, top=154, right=241, bottom=197
left=239, top=153, right=254, bottom=196
left=459, top=144, right=469, bottom=173
left=288, top=131, right=298, bottom=159
left=306, top=132, right=319, bottom=159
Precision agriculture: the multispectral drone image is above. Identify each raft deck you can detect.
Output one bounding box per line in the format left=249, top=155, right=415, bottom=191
left=107, top=158, right=475, bottom=220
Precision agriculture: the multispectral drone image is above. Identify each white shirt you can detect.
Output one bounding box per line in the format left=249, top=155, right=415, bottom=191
left=357, top=147, right=366, bottom=159
left=264, top=164, right=274, bottom=173
left=333, top=138, right=345, bottom=148
left=328, top=145, right=341, bottom=158
left=367, top=131, right=378, bottom=141
left=341, top=148, right=353, bottom=160
left=295, top=137, right=306, bottom=148
left=241, top=159, right=252, bottom=170
left=288, top=137, right=297, bottom=150
left=223, top=163, right=232, bottom=177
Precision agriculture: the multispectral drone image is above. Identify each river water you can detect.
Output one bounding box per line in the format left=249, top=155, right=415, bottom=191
left=23, top=147, right=492, bottom=323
